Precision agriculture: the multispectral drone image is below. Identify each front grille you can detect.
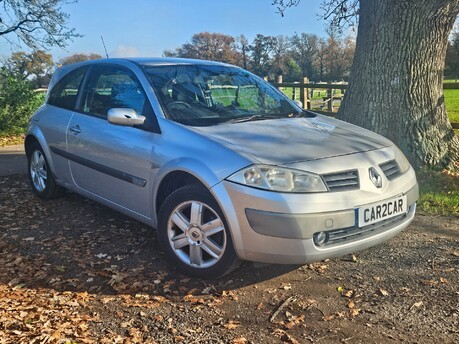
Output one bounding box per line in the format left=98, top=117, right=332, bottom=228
left=379, top=160, right=401, bottom=180
left=322, top=170, right=359, bottom=192
left=320, top=210, right=409, bottom=247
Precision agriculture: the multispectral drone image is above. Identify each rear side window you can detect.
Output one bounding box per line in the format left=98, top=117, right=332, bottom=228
left=48, top=66, right=88, bottom=110
left=80, top=65, right=146, bottom=118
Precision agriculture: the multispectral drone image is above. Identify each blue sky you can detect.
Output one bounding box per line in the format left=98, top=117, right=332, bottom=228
left=0, top=0, right=328, bottom=60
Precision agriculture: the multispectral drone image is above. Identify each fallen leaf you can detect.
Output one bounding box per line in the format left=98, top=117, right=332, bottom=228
left=323, top=314, right=335, bottom=321
left=410, top=301, right=423, bottom=309
left=347, top=300, right=356, bottom=309
left=232, top=338, right=248, bottom=344
left=379, top=288, right=389, bottom=296
left=342, top=289, right=354, bottom=298
left=421, top=279, right=438, bottom=286
left=284, top=314, right=305, bottom=329
left=223, top=320, right=241, bottom=329
left=349, top=308, right=360, bottom=317
left=281, top=283, right=292, bottom=290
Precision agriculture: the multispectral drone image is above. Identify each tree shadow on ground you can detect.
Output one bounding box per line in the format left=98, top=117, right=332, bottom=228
left=0, top=174, right=299, bottom=298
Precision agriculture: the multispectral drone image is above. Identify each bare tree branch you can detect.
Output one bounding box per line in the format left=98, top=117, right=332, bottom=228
left=272, top=0, right=359, bottom=33
left=0, top=0, right=80, bottom=50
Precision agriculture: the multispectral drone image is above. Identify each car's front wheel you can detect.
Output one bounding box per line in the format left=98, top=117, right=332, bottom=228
left=27, top=142, right=63, bottom=199
left=158, top=184, right=239, bottom=279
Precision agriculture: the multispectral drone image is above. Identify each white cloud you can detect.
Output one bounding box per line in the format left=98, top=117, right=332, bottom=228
left=111, top=45, right=140, bottom=58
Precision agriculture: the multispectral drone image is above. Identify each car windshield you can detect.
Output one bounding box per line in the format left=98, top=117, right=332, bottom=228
left=143, top=64, right=304, bottom=126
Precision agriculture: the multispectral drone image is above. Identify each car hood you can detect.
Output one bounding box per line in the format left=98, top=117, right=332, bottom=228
left=192, top=116, right=392, bottom=165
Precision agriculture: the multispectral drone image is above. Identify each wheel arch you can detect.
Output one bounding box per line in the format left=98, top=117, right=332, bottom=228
left=24, top=129, right=56, bottom=175
left=152, top=158, right=229, bottom=225
left=154, top=170, right=203, bottom=217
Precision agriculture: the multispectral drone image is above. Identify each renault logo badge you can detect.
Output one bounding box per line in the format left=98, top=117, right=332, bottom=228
left=369, top=167, right=382, bottom=188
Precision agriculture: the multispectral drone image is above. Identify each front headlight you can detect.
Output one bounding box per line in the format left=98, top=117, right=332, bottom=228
left=394, top=146, right=411, bottom=173
left=226, top=165, right=327, bottom=193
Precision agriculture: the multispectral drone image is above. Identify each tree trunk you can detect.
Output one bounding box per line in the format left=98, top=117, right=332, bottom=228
left=337, top=0, right=459, bottom=170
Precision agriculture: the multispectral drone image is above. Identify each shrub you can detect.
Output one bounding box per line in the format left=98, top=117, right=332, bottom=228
left=0, top=69, right=45, bottom=135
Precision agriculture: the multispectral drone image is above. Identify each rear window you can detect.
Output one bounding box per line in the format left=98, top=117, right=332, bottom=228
left=48, top=66, right=88, bottom=111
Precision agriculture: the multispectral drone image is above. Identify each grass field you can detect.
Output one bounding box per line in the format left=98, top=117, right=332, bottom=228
left=281, top=86, right=459, bottom=123
left=417, top=170, right=459, bottom=215
left=443, top=89, right=459, bottom=123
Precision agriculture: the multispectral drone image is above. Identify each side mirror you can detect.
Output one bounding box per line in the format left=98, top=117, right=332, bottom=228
left=293, top=100, right=303, bottom=109
left=107, top=108, right=146, bottom=126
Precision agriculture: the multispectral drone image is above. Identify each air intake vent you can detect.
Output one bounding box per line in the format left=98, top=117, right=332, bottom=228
left=322, top=170, right=359, bottom=192
left=379, top=160, right=401, bottom=180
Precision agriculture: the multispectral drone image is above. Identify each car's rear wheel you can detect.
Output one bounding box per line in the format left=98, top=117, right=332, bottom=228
left=27, top=142, right=63, bottom=199
left=158, top=184, right=239, bottom=279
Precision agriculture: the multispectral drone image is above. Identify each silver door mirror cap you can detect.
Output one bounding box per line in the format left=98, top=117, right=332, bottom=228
left=107, top=108, right=146, bottom=126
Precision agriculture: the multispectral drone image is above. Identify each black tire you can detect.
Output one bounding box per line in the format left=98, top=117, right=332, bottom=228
left=27, top=142, right=63, bottom=199
left=158, top=184, right=240, bottom=279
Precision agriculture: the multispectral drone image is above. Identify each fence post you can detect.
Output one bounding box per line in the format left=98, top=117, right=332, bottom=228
left=300, top=77, right=310, bottom=110
left=277, top=74, right=283, bottom=91
left=327, top=82, right=333, bottom=112
left=292, top=87, right=296, bottom=100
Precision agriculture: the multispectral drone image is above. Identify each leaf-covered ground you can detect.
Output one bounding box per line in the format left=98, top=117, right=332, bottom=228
left=0, top=134, right=25, bottom=147
left=0, top=174, right=458, bottom=343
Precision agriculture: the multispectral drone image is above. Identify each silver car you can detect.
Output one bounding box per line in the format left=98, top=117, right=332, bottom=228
left=25, top=58, right=418, bottom=278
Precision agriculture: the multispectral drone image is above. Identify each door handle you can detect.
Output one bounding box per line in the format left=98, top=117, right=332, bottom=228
left=69, top=125, right=81, bottom=135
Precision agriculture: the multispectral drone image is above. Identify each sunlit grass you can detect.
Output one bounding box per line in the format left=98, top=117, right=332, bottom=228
left=444, top=89, right=459, bottom=123
left=417, top=170, right=459, bottom=215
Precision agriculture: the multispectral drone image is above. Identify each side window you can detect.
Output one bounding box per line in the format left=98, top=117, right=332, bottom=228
left=48, top=66, right=88, bottom=110
left=80, top=65, right=146, bottom=117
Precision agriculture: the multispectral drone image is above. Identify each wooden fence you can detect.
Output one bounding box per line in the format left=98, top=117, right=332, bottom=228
left=269, top=76, right=459, bottom=129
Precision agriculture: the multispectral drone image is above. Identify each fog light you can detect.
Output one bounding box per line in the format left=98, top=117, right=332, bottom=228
left=313, top=231, right=329, bottom=247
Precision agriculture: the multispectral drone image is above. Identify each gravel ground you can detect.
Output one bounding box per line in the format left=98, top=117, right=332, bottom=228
left=0, top=174, right=458, bottom=343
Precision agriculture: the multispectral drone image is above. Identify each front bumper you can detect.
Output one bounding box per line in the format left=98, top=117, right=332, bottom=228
left=210, top=163, right=418, bottom=265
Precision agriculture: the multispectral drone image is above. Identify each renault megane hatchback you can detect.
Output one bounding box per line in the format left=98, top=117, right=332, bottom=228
left=25, top=58, right=418, bottom=278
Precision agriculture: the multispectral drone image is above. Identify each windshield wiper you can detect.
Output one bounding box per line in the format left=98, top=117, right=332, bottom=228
left=227, top=114, right=282, bottom=124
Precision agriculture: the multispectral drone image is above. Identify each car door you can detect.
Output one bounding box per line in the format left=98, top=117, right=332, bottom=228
left=43, top=66, right=88, bottom=186
left=66, top=64, right=157, bottom=218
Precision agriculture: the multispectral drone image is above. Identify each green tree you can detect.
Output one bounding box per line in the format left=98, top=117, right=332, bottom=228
left=0, top=69, right=44, bottom=134
left=4, top=50, right=54, bottom=80
left=250, top=34, right=277, bottom=77
left=235, top=34, right=251, bottom=69
left=290, top=32, right=319, bottom=78
left=0, top=0, right=80, bottom=50
left=284, top=58, right=302, bottom=82
left=274, top=0, right=459, bottom=169
left=165, top=32, right=241, bottom=65
left=271, top=35, right=291, bottom=76
left=59, top=53, right=103, bottom=66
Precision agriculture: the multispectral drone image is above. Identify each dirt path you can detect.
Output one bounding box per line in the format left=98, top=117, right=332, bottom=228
left=0, top=174, right=458, bottom=343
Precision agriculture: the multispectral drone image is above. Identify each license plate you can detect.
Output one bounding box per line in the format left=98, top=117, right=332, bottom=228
left=358, top=195, right=407, bottom=227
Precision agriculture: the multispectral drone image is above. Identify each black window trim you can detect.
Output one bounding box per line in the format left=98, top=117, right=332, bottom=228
left=47, top=65, right=90, bottom=111
left=74, top=62, right=161, bottom=133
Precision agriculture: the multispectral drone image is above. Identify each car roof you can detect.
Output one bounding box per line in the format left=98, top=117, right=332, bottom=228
left=51, top=57, right=236, bottom=88
left=58, top=57, right=233, bottom=71
left=127, top=57, right=232, bottom=67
